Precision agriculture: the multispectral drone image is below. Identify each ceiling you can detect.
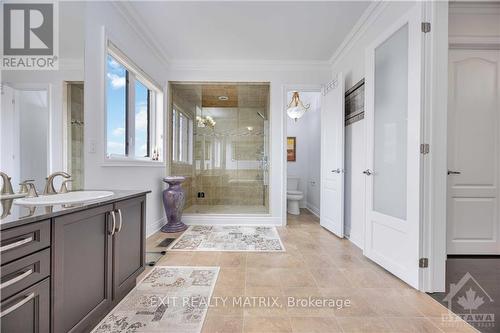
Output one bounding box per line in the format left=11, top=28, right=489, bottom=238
left=126, top=1, right=370, bottom=63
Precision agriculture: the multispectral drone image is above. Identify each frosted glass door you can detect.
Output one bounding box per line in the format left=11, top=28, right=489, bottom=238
left=373, top=24, right=408, bottom=220
left=363, top=3, right=422, bottom=289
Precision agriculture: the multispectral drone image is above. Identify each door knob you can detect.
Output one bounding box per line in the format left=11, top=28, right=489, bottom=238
left=447, top=170, right=461, bottom=175
left=331, top=168, right=343, bottom=173
left=362, top=169, right=372, bottom=176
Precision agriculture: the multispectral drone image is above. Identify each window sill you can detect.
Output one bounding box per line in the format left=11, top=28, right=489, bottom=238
left=102, top=159, right=165, bottom=168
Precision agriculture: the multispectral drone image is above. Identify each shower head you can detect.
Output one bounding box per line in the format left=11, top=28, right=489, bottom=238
left=257, top=111, right=265, bottom=120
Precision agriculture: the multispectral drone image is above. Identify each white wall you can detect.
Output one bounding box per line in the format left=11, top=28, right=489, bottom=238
left=167, top=66, right=330, bottom=225
left=332, top=1, right=415, bottom=249
left=84, top=2, right=169, bottom=235
left=286, top=92, right=321, bottom=215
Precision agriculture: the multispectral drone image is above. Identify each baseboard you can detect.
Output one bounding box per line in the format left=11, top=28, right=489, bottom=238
left=306, top=203, right=320, bottom=217
left=182, top=214, right=282, bottom=226
left=347, top=236, right=364, bottom=251
left=146, top=217, right=166, bottom=238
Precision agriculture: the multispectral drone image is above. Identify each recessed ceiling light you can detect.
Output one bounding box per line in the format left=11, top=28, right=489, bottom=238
left=218, top=96, right=229, bottom=101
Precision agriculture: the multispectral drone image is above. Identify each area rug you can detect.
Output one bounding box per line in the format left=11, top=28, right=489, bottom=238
left=92, top=266, right=219, bottom=333
left=168, top=225, right=285, bottom=252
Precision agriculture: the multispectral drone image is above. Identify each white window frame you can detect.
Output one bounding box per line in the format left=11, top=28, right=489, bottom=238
left=104, top=41, right=164, bottom=166
left=172, top=104, right=193, bottom=165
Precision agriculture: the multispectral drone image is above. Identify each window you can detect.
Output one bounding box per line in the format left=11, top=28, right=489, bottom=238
left=134, top=80, right=150, bottom=158
left=106, top=43, right=163, bottom=162
left=172, top=107, right=193, bottom=164
left=106, top=55, right=127, bottom=156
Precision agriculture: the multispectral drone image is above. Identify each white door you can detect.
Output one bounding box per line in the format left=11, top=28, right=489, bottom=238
left=363, top=4, right=423, bottom=288
left=320, top=73, right=345, bottom=237
left=447, top=49, right=500, bottom=254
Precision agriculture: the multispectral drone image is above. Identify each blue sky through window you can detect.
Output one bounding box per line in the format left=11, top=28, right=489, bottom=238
left=106, top=55, right=127, bottom=156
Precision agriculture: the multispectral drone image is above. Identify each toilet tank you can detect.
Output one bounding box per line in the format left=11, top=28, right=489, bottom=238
left=287, top=177, right=300, bottom=191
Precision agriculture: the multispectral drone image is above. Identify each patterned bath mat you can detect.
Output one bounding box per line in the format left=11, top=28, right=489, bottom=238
left=168, top=225, right=285, bottom=252
left=92, top=266, right=219, bottom=333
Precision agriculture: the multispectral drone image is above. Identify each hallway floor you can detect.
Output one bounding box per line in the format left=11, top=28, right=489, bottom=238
left=143, top=210, right=477, bottom=333
left=429, top=257, right=500, bottom=333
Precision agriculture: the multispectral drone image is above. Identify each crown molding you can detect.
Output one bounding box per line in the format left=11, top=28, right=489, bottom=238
left=111, top=1, right=170, bottom=69
left=167, top=59, right=332, bottom=72
left=111, top=1, right=387, bottom=73
left=329, top=0, right=388, bottom=67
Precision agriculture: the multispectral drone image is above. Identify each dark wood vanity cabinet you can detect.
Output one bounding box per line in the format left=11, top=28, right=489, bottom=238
left=0, top=278, right=50, bottom=333
left=52, top=204, right=114, bottom=333
left=52, top=196, right=146, bottom=333
left=0, top=220, right=51, bottom=333
left=0, top=193, right=147, bottom=333
left=112, top=197, right=146, bottom=303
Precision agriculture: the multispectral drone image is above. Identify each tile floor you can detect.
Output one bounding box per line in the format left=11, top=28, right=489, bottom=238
left=430, top=257, right=500, bottom=333
left=142, top=210, right=478, bottom=333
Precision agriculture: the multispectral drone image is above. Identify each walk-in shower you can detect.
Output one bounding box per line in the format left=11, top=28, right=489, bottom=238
left=169, top=82, right=270, bottom=215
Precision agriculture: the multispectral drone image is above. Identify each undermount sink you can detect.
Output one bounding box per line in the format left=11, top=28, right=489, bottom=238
left=14, top=191, right=114, bottom=206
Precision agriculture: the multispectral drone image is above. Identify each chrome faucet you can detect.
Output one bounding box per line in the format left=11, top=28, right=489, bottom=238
left=19, top=179, right=38, bottom=198
left=44, top=172, right=71, bottom=195
left=59, top=179, right=73, bottom=194
left=0, top=171, right=14, bottom=196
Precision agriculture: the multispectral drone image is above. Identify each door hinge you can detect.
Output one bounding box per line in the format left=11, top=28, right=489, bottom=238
left=421, top=22, right=431, bottom=33
left=420, top=143, right=430, bottom=154
left=419, top=258, right=429, bottom=268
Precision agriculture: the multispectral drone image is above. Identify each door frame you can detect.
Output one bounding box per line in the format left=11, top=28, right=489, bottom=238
left=424, top=1, right=500, bottom=292
left=282, top=84, right=322, bottom=225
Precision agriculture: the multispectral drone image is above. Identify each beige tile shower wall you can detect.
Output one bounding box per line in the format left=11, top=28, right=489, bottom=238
left=70, top=84, right=84, bottom=190
left=193, top=169, right=264, bottom=206
left=171, top=163, right=196, bottom=209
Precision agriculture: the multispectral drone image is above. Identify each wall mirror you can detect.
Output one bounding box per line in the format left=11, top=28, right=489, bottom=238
left=0, top=1, right=85, bottom=194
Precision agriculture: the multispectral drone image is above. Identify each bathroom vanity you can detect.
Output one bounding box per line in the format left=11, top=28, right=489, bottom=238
left=0, top=190, right=150, bottom=333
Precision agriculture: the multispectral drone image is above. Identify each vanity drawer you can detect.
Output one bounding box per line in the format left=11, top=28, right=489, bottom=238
left=0, top=220, right=51, bottom=265
left=1, top=248, right=50, bottom=301
left=0, top=277, right=50, bottom=333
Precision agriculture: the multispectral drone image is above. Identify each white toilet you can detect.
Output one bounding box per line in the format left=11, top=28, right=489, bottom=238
left=287, top=177, right=304, bottom=215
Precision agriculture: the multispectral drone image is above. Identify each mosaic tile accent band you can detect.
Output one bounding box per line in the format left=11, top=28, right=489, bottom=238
left=168, top=225, right=285, bottom=252
left=92, top=266, right=219, bottom=333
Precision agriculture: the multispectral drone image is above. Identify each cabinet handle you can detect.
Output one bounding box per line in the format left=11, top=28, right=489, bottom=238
left=0, top=292, right=35, bottom=318
left=0, top=236, right=33, bottom=253
left=109, top=211, right=116, bottom=236
left=0, top=269, right=33, bottom=290
left=116, top=209, right=123, bottom=233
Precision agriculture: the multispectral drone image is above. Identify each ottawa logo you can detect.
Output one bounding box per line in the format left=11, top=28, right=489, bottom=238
left=442, top=272, right=495, bottom=329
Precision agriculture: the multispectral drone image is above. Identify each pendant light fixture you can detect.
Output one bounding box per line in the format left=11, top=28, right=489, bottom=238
left=286, top=91, right=310, bottom=121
